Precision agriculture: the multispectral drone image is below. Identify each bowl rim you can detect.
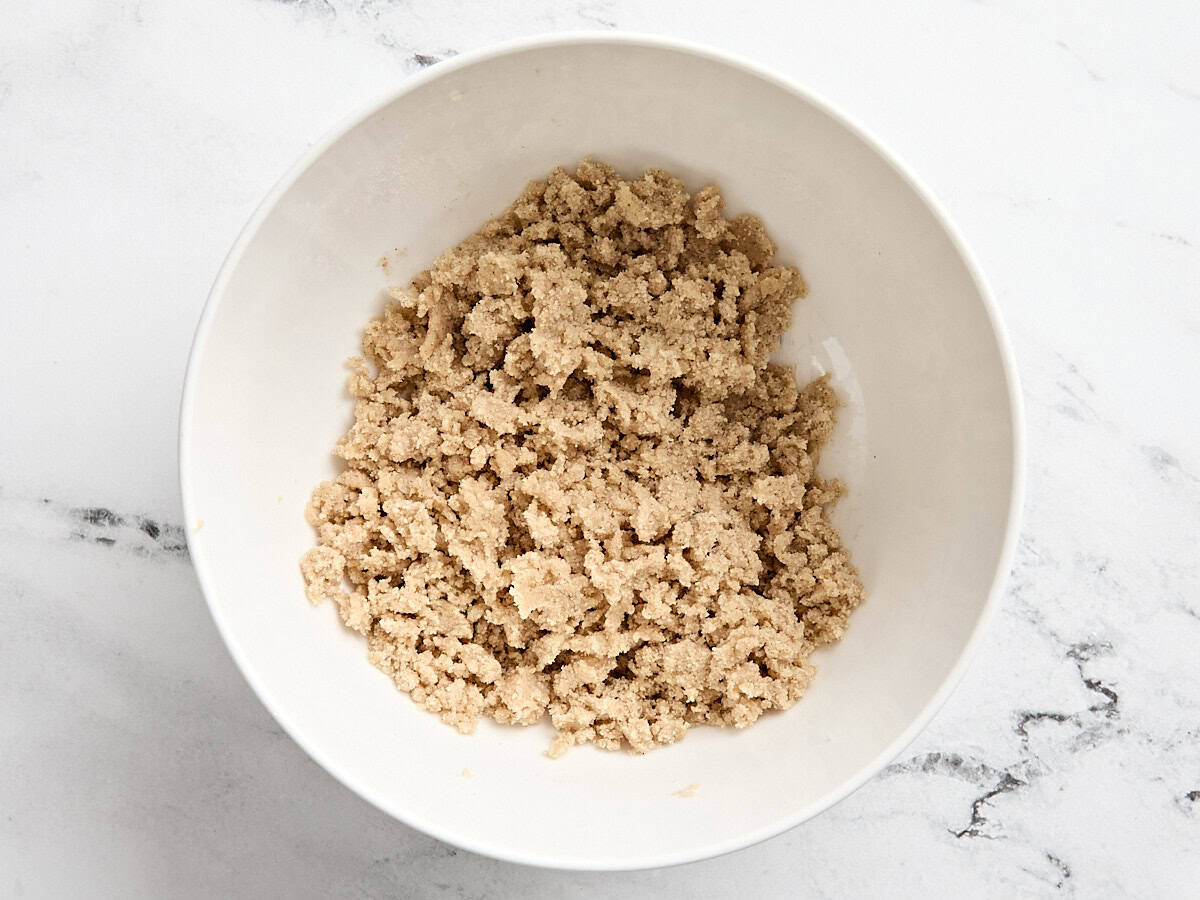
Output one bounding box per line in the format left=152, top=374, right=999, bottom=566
left=179, top=30, right=1026, bottom=872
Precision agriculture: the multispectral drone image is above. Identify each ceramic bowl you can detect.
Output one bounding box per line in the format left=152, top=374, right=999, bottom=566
left=180, top=34, right=1023, bottom=870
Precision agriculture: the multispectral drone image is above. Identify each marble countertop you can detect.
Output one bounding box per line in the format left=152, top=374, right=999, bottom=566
left=2, top=1, right=1197, bottom=896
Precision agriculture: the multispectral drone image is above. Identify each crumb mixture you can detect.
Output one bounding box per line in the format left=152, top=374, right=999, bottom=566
left=301, top=159, right=864, bottom=756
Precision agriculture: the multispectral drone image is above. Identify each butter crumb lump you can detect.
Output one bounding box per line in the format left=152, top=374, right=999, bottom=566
left=301, top=160, right=864, bottom=756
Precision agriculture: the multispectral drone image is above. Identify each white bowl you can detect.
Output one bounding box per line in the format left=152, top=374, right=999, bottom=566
left=180, top=34, right=1022, bottom=870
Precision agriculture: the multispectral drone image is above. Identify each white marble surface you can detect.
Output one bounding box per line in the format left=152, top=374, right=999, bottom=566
left=2, top=1, right=1197, bottom=896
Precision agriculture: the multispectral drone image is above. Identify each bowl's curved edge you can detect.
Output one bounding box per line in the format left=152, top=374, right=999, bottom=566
left=179, top=31, right=1026, bottom=872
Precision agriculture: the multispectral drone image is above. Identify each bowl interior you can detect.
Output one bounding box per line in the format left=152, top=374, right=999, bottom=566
left=182, top=38, right=1018, bottom=869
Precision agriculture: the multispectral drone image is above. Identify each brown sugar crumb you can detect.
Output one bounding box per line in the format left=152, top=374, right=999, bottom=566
left=301, top=159, right=865, bottom=756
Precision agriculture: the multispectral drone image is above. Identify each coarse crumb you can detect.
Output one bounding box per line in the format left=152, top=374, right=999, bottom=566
left=674, top=783, right=700, bottom=798
left=301, top=159, right=864, bottom=756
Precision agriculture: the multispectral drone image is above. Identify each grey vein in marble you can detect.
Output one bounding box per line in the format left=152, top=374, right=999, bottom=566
left=0, top=493, right=189, bottom=561
left=1054, top=40, right=1107, bottom=83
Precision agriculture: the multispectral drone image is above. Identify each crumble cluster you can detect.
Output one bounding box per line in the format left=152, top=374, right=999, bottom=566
left=301, top=159, right=864, bottom=756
